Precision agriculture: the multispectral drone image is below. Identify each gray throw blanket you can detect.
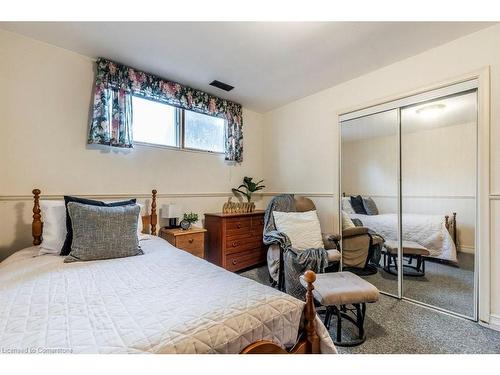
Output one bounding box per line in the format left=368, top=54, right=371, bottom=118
left=263, top=194, right=328, bottom=300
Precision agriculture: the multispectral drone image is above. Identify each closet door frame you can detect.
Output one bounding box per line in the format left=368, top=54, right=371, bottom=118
left=336, top=67, right=490, bottom=324
left=338, top=108, right=402, bottom=299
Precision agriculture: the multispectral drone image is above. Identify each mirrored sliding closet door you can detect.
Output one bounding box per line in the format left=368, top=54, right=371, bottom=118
left=400, top=90, right=477, bottom=318
left=339, top=80, right=478, bottom=320
left=340, top=109, right=401, bottom=297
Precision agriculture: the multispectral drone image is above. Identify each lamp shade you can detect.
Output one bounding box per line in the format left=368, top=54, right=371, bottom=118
left=161, top=204, right=183, bottom=219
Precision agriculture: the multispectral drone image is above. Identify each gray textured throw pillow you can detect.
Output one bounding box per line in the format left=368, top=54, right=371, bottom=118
left=64, top=202, right=143, bottom=263
left=362, top=197, right=379, bottom=215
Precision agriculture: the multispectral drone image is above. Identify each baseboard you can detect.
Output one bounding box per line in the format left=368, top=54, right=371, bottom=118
left=458, top=245, right=475, bottom=254
left=481, top=314, right=500, bottom=332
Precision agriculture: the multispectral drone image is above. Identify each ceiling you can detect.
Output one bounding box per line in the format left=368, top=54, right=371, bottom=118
left=0, top=22, right=494, bottom=112
left=341, top=91, right=477, bottom=142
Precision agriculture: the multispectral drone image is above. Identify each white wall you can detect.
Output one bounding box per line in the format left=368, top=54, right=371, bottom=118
left=342, top=122, right=476, bottom=250
left=0, top=30, right=265, bottom=260
left=263, top=24, right=500, bottom=322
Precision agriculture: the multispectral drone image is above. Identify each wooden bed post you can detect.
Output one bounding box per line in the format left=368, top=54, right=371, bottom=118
left=151, top=189, right=157, bottom=235
left=32, top=189, right=42, bottom=246
left=300, top=270, right=321, bottom=354
left=240, top=270, right=321, bottom=354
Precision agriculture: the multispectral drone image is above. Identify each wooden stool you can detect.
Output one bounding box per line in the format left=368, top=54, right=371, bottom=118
left=383, top=240, right=430, bottom=277
left=301, top=271, right=379, bottom=347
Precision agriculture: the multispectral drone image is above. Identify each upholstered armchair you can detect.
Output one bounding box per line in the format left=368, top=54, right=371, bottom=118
left=339, top=226, right=384, bottom=275
left=266, top=196, right=341, bottom=290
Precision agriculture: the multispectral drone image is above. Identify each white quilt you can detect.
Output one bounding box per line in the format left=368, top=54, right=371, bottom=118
left=349, top=213, right=457, bottom=263
left=0, top=235, right=335, bottom=354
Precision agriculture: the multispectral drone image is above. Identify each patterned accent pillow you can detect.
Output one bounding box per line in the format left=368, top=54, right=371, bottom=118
left=362, top=197, right=379, bottom=215
left=64, top=202, right=143, bottom=263
left=60, top=196, right=136, bottom=256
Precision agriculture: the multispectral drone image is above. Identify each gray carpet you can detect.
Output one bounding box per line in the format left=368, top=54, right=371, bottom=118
left=364, top=252, right=475, bottom=317
left=239, top=264, right=500, bottom=354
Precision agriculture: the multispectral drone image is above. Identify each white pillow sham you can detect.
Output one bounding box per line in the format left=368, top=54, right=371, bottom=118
left=38, top=200, right=145, bottom=256
left=272, top=210, right=324, bottom=251
left=38, top=200, right=67, bottom=255
left=342, top=197, right=355, bottom=214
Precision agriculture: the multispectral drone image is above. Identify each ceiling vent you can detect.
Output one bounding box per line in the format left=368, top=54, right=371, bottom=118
left=209, top=80, right=234, bottom=92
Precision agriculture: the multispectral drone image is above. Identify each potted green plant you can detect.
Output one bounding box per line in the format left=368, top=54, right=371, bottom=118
left=180, top=212, right=198, bottom=230
left=232, top=177, right=265, bottom=203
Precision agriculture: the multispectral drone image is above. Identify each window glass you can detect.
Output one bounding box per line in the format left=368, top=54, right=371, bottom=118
left=184, top=110, right=226, bottom=153
left=132, top=96, right=178, bottom=147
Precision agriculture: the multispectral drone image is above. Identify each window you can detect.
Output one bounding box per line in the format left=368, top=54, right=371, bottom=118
left=132, top=96, right=178, bottom=147
left=132, top=96, right=226, bottom=153
left=184, top=110, right=226, bottom=153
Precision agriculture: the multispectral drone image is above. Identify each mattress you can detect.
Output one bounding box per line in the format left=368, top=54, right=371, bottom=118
left=349, top=213, right=457, bottom=263
left=0, top=235, right=336, bottom=354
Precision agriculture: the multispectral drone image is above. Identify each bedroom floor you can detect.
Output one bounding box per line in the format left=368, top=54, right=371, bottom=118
left=239, top=264, right=500, bottom=354
left=364, top=251, right=475, bottom=317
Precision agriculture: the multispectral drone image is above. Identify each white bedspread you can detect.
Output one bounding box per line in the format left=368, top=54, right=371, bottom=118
left=349, top=213, right=457, bottom=263
left=0, top=235, right=335, bottom=354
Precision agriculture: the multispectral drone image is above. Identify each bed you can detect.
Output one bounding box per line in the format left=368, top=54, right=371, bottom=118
left=349, top=213, right=457, bottom=263
left=0, top=189, right=336, bottom=354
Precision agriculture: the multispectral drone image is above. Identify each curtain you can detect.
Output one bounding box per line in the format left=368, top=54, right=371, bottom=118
left=88, top=58, right=243, bottom=162
left=89, top=83, right=133, bottom=147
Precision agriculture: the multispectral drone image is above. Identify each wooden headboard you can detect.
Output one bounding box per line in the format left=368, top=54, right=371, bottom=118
left=32, top=189, right=158, bottom=246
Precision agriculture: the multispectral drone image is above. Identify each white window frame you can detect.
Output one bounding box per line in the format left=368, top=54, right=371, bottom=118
left=132, top=96, right=226, bottom=155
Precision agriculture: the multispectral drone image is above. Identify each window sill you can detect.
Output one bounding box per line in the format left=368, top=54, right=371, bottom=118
left=133, top=141, right=225, bottom=156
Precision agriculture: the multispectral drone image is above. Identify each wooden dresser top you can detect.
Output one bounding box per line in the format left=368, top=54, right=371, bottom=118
left=204, top=210, right=265, bottom=218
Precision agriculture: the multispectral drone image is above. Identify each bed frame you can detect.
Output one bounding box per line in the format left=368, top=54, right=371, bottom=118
left=30, top=189, right=321, bottom=354
left=341, top=193, right=458, bottom=246
left=31, top=189, right=158, bottom=246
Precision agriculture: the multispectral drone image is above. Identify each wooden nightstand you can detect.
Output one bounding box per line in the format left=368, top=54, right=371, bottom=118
left=159, top=227, right=207, bottom=259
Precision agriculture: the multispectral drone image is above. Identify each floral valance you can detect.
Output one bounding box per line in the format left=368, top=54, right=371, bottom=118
left=89, top=58, right=243, bottom=162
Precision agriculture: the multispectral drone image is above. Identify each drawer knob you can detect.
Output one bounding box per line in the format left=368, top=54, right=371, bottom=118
left=236, top=223, right=241, bottom=228
left=232, top=241, right=239, bottom=247
left=232, top=259, right=237, bottom=265
left=188, top=239, right=194, bottom=244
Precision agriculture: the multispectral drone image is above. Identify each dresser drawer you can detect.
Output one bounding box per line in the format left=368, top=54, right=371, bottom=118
left=225, top=248, right=266, bottom=272
left=225, top=217, right=252, bottom=236
left=225, top=236, right=263, bottom=255
left=251, top=215, right=265, bottom=228
left=176, top=233, right=205, bottom=258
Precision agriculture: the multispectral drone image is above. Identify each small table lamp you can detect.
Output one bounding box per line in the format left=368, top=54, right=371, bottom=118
left=161, top=204, right=183, bottom=228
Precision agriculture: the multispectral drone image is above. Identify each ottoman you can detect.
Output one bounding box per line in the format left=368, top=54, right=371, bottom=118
left=383, top=240, right=430, bottom=277
left=301, top=271, right=379, bottom=346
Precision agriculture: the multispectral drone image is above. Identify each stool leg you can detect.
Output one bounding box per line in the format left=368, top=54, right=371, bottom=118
left=416, top=256, right=422, bottom=272
left=357, top=303, right=366, bottom=339
left=324, top=307, right=332, bottom=329
left=336, top=306, right=342, bottom=344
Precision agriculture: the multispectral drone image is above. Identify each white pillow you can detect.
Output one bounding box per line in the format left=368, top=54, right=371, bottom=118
left=272, top=210, right=324, bottom=251
left=137, top=203, right=144, bottom=234
left=342, top=197, right=355, bottom=214
left=39, top=200, right=67, bottom=255
left=342, top=210, right=356, bottom=230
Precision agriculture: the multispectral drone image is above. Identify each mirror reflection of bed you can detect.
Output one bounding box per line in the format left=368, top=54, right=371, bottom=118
left=340, top=88, right=477, bottom=318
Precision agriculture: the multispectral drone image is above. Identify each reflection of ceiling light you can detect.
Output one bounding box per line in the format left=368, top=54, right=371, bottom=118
left=416, top=103, right=446, bottom=119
